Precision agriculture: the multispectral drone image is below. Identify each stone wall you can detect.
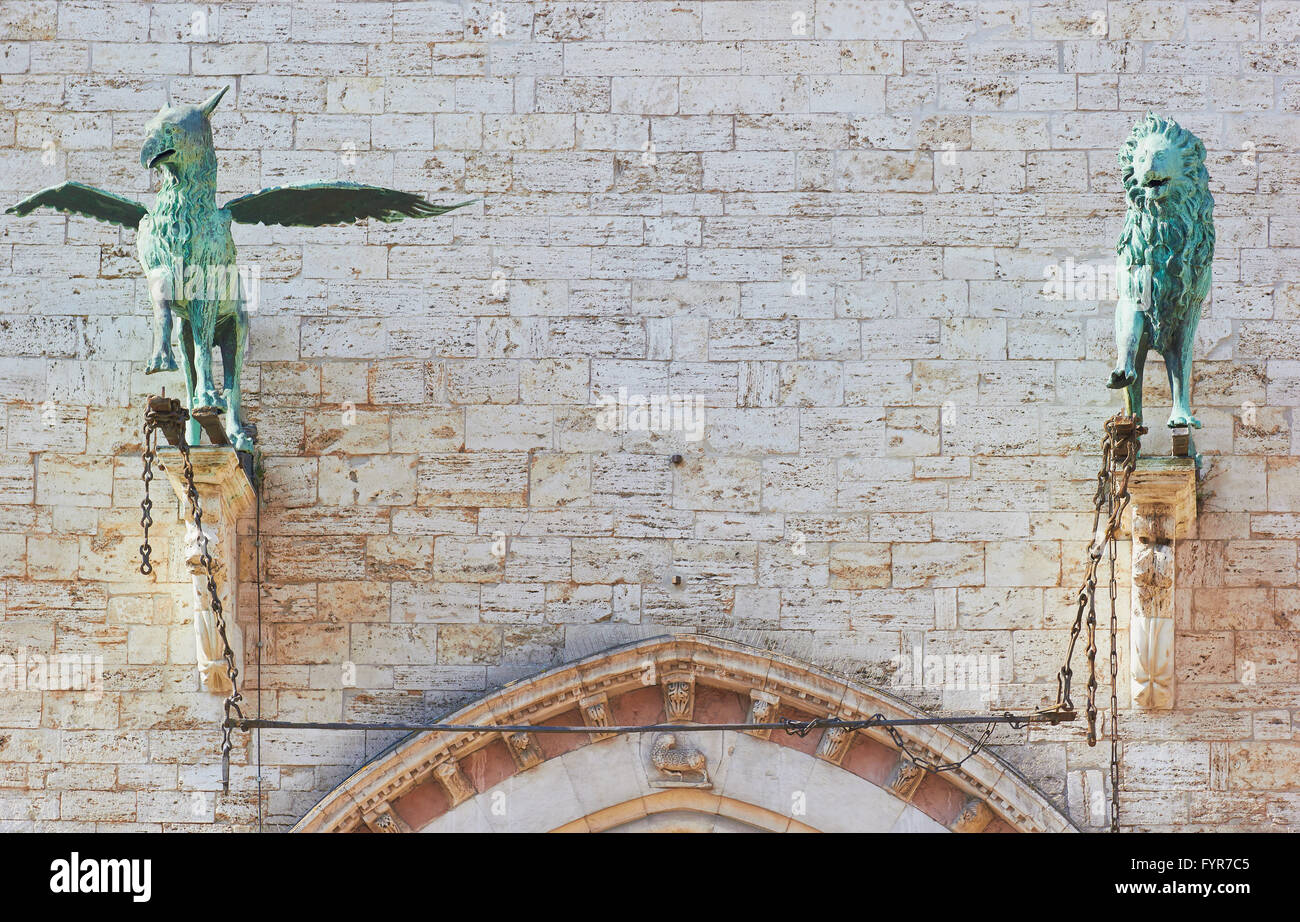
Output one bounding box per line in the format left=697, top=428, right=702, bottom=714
left=0, top=0, right=1298, bottom=831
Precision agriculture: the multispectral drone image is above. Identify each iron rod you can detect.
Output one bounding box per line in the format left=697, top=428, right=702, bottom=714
left=228, top=712, right=1073, bottom=734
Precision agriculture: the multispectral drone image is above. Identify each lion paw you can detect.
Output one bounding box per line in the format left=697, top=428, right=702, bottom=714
left=1107, top=367, right=1135, bottom=389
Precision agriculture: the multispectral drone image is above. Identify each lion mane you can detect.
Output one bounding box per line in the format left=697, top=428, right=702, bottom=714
left=1116, top=113, right=1215, bottom=354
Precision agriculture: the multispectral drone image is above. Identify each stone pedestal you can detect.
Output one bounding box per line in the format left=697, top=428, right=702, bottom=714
left=1125, top=457, right=1197, bottom=709
left=158, top=446, right=255, bottom=695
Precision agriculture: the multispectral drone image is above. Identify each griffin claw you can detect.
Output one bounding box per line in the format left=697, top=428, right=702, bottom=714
left=192, top=397, right=225, bottom=415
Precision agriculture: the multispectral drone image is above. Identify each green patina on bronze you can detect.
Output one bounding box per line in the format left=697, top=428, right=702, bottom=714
left=6, top=85, right=473, bottom=450
left=1107, top=112, right=1215, bottom=431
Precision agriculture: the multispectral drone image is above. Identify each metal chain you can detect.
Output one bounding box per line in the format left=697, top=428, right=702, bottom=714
left=1107, top=418, right=1137, bottom=834
left=1109, top=515, right=1121, bottom=833
left=138, top=396, right=245, bottom=793
left=139, top=422, right=156, bottom=576
left=780, top=713, right=1021, bottom=775
left=882, top=718, right=1002, bottom=774
left=176, top=434, right=246, bottom=791
left=1052, top=426, right=1112, bottom=728
left=1044, top=412, right=1138, bottom=831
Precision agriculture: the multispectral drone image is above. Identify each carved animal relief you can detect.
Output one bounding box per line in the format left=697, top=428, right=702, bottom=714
left=649, top=733, right=709, bottom=787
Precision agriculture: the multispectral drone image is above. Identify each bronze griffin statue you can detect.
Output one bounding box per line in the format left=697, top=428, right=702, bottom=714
left=7, top=86, right=471, bottom=450
left=1107, top=113, right=1215, bottom=430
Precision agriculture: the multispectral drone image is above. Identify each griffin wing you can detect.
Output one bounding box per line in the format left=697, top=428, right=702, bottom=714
left=5, top=181, right=147, bottom=229
left=224, top=182, right=475, bottom=226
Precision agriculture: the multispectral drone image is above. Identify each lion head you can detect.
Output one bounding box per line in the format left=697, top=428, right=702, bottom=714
left=1116, top=113, right=1215, bottom=351
left=1119, top=112, right=1211, bottom=211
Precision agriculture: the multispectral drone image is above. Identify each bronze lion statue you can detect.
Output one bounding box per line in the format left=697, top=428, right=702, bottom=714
left=1107, top=113, right=1215, bottom=429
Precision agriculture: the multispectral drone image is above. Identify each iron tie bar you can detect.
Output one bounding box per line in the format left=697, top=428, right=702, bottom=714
left=227, top=711, right=1075, bottom=736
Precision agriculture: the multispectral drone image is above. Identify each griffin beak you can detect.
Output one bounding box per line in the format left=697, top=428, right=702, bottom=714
left=142, top=135, right=176, bottom=170
left=147, top=149, right=176, bottom=169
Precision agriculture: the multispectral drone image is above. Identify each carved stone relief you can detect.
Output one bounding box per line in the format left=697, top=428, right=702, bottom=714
left=1126, top=459, right=1195, bottom=710
left=816, top=725, right=853, bottom=765
left=432, top=758, right=474, bottom=807
left=579, top=692, right=616, bottom=742
left=504, top=731, right=544, bottom=771
left=363, top=803, right=412, bottom=833
left=648, top=732, right=710, bottom=788
left=951, top=798, right=994, bottom=833
left=889, top=759, right=926, bottom=801
left=662, top=672, right=695, bottom=722
left=745, top=689, right=780, bottom=740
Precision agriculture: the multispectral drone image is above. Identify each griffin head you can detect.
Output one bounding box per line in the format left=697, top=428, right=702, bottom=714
left=140, top=85, right=228, bottom=173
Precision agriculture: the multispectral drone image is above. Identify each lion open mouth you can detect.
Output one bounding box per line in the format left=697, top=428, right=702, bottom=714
left=1144, top=177, right=1169, bottom=189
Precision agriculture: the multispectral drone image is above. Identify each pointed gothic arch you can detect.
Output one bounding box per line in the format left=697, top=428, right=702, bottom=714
left=294, top=635, right=1076, bottom=833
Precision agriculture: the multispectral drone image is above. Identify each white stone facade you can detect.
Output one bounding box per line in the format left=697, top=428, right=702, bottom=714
left=0, top=0, right=1298, bottom=831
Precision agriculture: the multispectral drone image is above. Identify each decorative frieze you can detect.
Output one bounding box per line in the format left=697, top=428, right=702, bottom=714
left=295, top=635, right=1073, bottom=834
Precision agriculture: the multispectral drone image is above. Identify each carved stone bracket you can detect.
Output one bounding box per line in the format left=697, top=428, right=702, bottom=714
left=888, top=759, right=926, bottom=801
left=951, top=798, right=994, bottom=833
left=363, top=803, right=412, bottom=833
left=816, top=725, right=853, bottom=765
left=158, top=446, right=255, bottom=695
left=432, top=758, right=474, bottom=807
left=744, top=690, right=780, bottom=740
left=503, top=730, right=544, bottom=771
left=1125, top=457, right=1197, bottom=710
left=662, top=671, right=695, bottom=722
left=579, top=692, right=616, bottom=742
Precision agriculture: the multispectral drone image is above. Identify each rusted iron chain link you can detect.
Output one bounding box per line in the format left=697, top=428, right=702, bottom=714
left=780, top=712, right=1017, bottom=774
left=1106, top=416, right=1138, bottom=834
left=139, top=396, right=245, bottom=793
left=882, top=717, right=1002, bottom=774
left=138, top=422, right=156, bottom=576
left=1044, top=412, right=1139, bottom=832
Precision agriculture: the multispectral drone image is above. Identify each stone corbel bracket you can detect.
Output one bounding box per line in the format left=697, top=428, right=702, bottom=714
left=1124, top=457, right=1198, bottom=709
left=158, top=446, right=256, bottom=695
